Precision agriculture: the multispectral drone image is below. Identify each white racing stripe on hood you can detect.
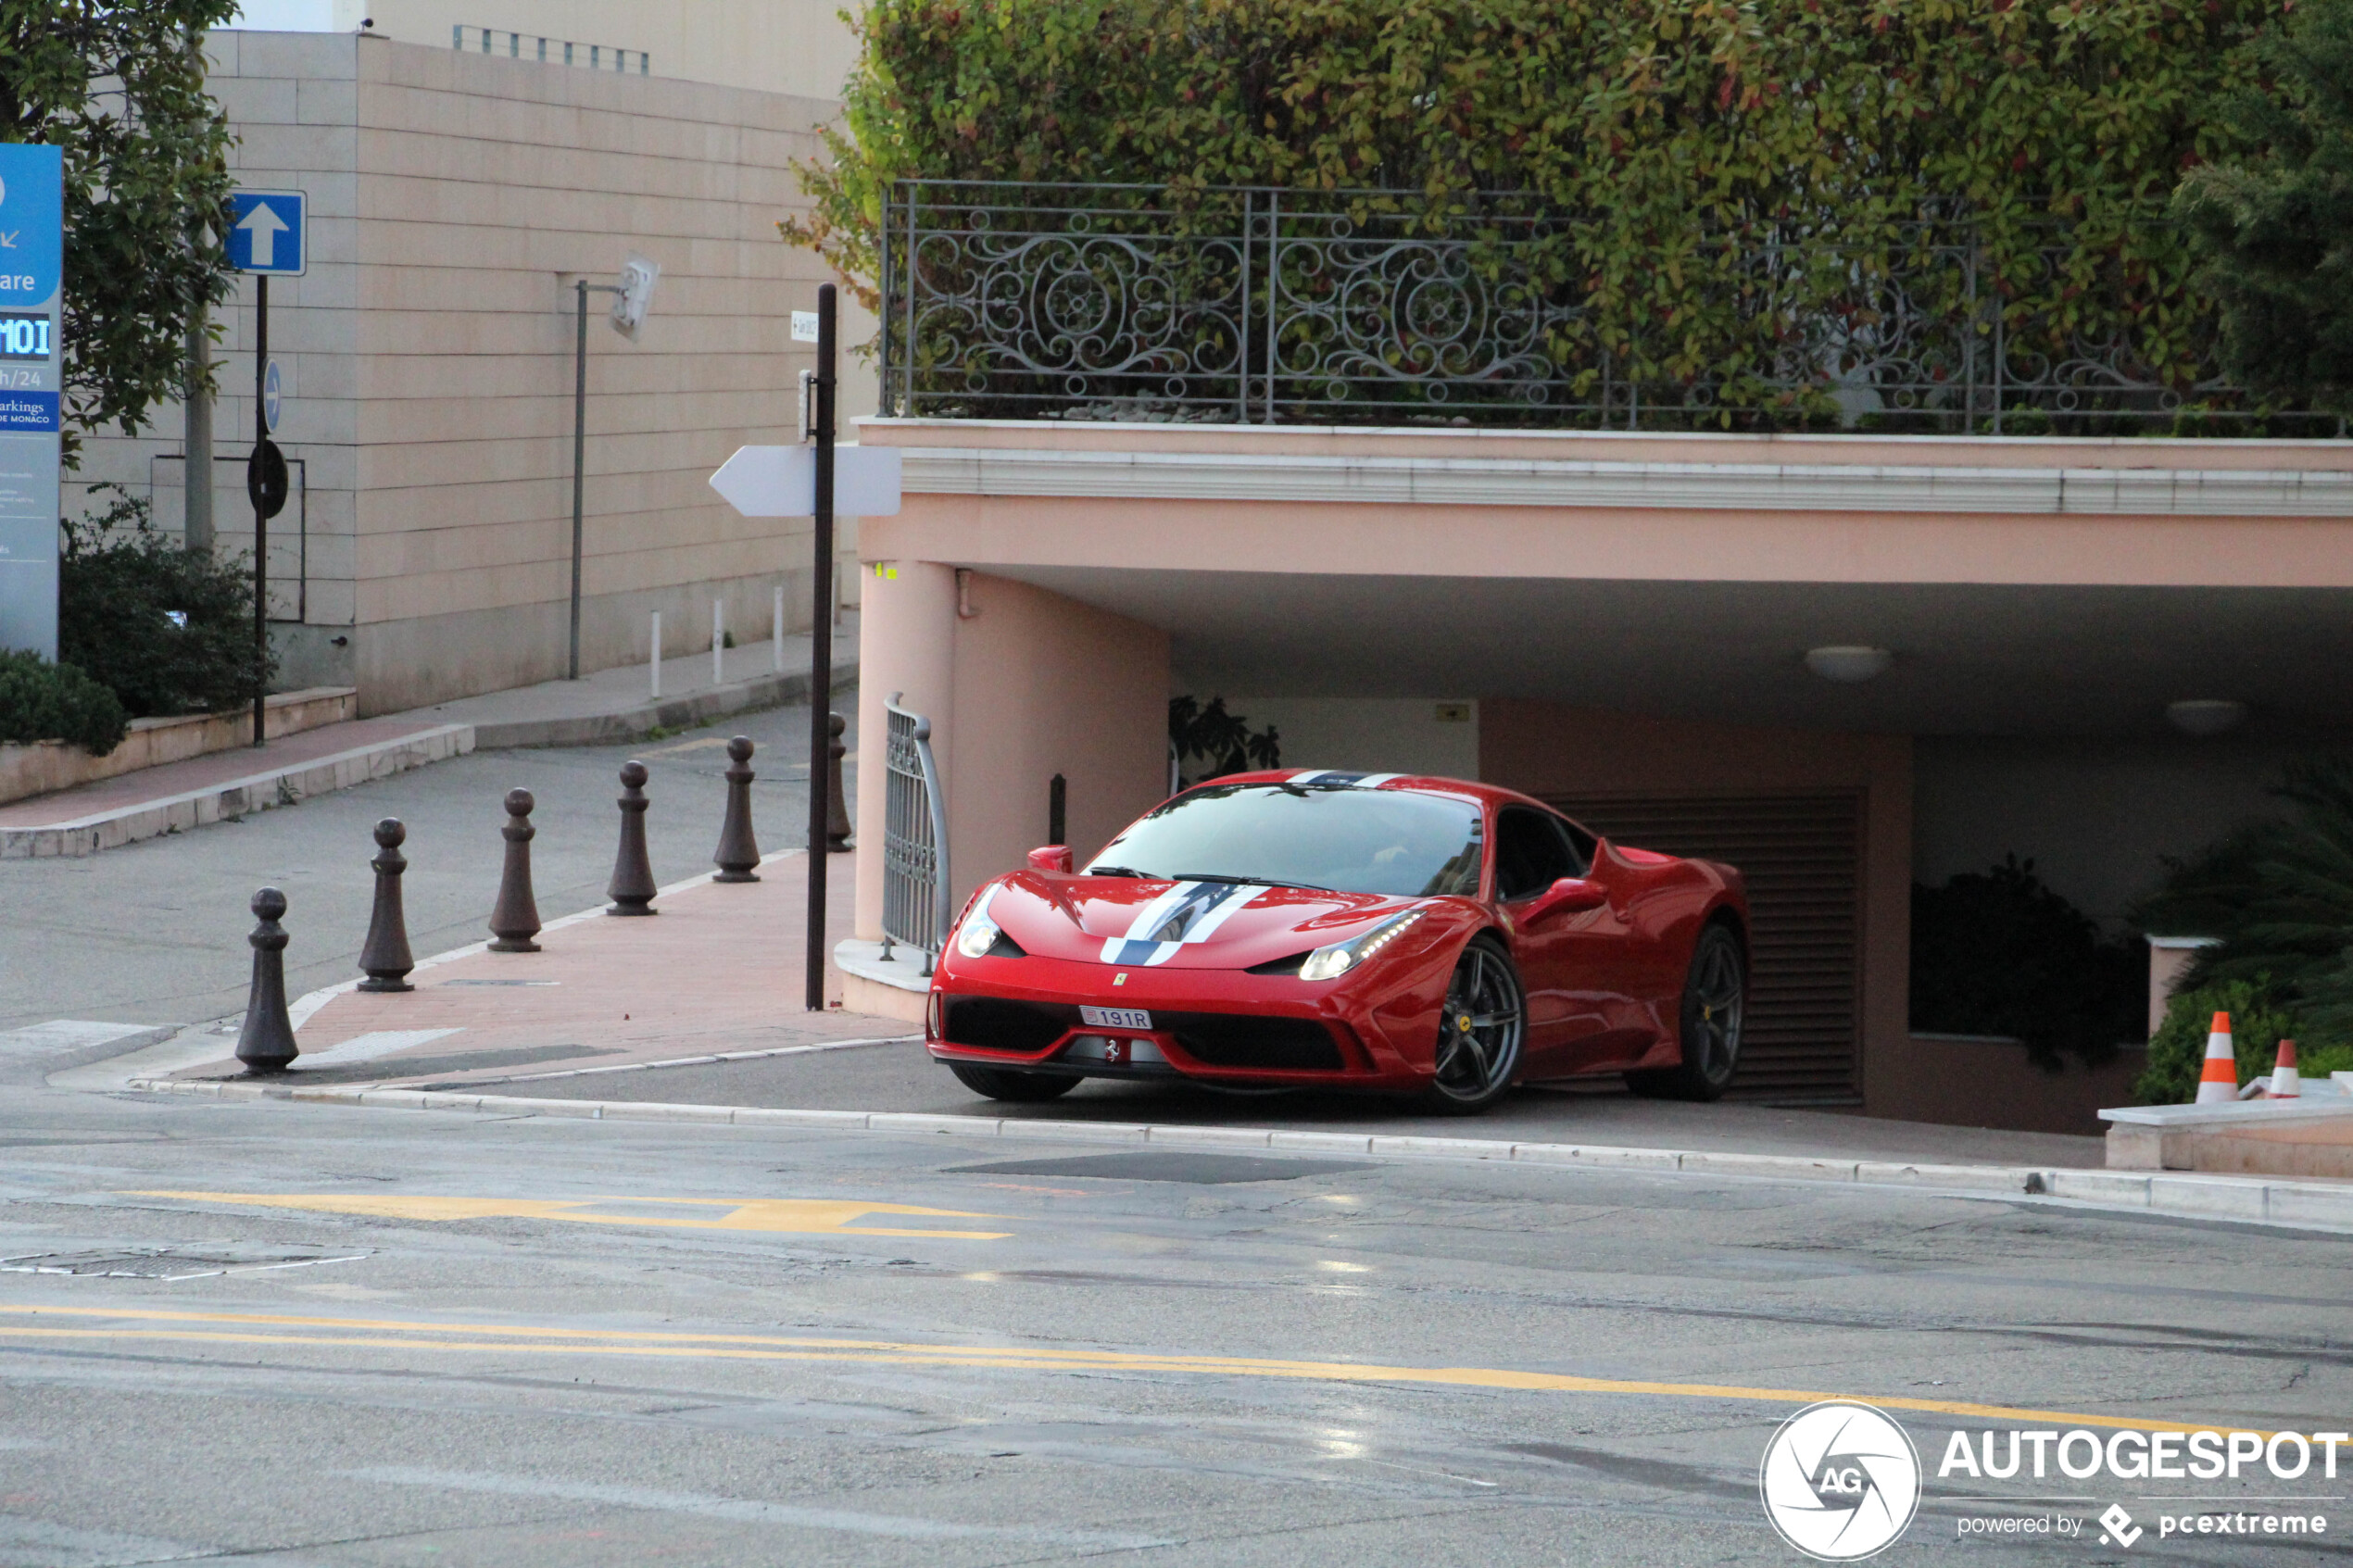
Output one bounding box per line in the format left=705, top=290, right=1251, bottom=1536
left=1098, top=880, right=1266, bottom=967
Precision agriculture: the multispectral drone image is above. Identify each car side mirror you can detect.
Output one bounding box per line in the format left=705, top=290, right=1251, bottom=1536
left=1027, top=845, right=1075, bottom=873
left=1525, top=875, right=1606, bottom=922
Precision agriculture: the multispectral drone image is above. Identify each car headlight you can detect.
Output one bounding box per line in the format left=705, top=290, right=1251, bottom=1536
left=953, top=890, right=1003, bottom=959
left=1298, top=909, right=1424, bottom=982
left=954, top=915, right=1001, bottom=960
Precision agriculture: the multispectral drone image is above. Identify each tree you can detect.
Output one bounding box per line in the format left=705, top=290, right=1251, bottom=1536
left=2174, top=0, right=2353, bottom=413
left=0, top=2, right=240, bottom=466
left=2131, top=755, right=2353, bottom=1047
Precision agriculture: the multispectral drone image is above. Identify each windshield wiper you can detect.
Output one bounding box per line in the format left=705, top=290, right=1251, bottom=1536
left=1175, top=872, right=1333, bottom=893
left=1085, top=864, right=1151, bottom=878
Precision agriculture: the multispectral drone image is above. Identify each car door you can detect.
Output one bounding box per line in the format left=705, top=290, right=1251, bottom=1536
left=1493, top=807, right=1611, bottom=1076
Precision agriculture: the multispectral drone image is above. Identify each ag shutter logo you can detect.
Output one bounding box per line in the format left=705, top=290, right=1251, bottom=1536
left=1760, top=1400, right=1923, bottom=1561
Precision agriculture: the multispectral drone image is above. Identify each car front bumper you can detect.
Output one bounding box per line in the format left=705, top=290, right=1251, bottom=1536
left=924, top=951, right=1444, bottom=1091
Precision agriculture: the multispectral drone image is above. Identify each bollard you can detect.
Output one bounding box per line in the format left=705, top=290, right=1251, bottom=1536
left=712, top=735, right=760, bottom=882
left=826, top=712, right=853, bottom=850
left=772, top=583, right=785, bottom=672
left=235, top=887, right=299, bottom=1074
left=649, top=609, right=662, bottom=698
left=357, top=817, right=416, bottom=991
left=608, top=759, right=659, bottom=915
left=712, top=599, right=724, bottom=685
left=1049, top=772, right=1066, bottom=848
left=487, top=788, right=543, bottom=952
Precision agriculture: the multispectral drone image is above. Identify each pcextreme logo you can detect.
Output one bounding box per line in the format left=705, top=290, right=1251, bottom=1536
left=1759, top=1400, right=1923, bottom=1561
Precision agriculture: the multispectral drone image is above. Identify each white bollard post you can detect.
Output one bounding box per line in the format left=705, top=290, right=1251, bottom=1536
left=649, top=610, right=661, bottom=698
left=772, top=583, right=785, bottom=672
left=712, top=598, right=724, bottom=685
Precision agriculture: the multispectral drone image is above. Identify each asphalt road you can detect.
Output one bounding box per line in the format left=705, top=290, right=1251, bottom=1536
left=4, top=1044, right=2347, bottom=1565
left=0, top=696, right=858, bottom=1034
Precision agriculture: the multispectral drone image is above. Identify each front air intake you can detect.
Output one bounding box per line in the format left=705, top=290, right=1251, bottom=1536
left=941, top=996, right=1077, bottom=1054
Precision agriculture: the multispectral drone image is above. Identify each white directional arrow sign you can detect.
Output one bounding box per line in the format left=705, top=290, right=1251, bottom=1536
left=709, top=445, right=902, bottom=517
left=236, top=202, right=288, bottom=268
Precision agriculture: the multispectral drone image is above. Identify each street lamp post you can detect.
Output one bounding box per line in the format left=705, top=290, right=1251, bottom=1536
left=567, top=257, right=660, bottom=681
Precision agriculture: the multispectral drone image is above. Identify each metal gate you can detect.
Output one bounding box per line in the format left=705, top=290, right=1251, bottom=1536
left=1545, top=790, right=1867, bottom=1104
left=881, top=692, right=950, bottom=973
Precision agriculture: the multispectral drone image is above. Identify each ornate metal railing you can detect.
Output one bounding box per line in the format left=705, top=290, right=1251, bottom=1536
left=878, top=181, right=2343, bottom=436
left=879, top=692, right=950, bottom=975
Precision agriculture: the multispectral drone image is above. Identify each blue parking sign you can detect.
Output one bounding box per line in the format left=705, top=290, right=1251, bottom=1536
left=229, top=190, right=306, bottom=275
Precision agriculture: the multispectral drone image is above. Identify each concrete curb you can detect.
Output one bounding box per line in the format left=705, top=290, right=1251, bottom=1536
left=1, top=724, right=475, bottom=859
left=112, top=1075, right=2353, bottom=1230
left=470, top=659, right=861, bottom=749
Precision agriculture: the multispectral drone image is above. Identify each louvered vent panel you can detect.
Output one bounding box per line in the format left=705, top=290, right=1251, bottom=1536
left=1541, top=791, right=1865, bottom=1102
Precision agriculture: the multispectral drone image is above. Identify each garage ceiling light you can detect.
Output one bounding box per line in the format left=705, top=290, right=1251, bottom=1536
left=2167, top=698, right=2247, bottom=736
left=1804, top=646, right=1894, bottom=684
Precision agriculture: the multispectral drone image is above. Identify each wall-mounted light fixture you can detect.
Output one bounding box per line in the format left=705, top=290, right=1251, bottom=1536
left=1805, top=646, right=1894, bottom=684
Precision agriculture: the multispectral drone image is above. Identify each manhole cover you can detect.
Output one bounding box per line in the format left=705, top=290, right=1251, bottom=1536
left=942, top=1152, right=1378, bottom=1185
left=0, top=1245, right=369, bottom=1281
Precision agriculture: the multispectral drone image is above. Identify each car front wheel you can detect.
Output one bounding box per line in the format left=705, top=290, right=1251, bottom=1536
left=1417, top=935, right=1525, bottom=1114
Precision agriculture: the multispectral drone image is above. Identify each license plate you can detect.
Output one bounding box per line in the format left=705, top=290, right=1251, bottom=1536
left=1081, top=1005, right=1151, bottom=1030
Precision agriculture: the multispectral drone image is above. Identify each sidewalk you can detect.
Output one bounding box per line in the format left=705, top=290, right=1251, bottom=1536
left=0, top=718, right=471, bottom=858
left=153, top=847, right=898, bottom=1089
left=404, top=612, right=860, bottom=749
left=0, top=615, right=857, bottom=858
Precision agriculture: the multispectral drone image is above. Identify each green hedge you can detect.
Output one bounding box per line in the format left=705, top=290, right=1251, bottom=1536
left=58, top=489, right=272, bottom=719
left=0, top=649, right=130, bottom=756
left=2128, top=978, right=2353, bottom=1102
left=791, top=0, right=2282, bottom=415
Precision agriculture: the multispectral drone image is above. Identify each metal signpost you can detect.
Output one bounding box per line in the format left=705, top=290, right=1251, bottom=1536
left=709, top=285, right=904, bottom=1010
left=228, top=190, right=305, bottom=746
left=0, top=146, right=65, bottom=662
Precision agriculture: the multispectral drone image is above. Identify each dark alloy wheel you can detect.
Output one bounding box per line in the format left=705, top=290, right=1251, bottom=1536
left=1418, top=935, right=1525, bottom=1114
left=947, top=1061, right=1080, bottom=1102
left=1628, top=922, right=1745, bottom=1102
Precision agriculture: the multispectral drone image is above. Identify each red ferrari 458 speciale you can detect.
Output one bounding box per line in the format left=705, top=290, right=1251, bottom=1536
left=925, top=771, right=1750, bottom=1113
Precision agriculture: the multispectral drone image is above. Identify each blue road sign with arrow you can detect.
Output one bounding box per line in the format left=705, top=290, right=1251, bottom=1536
left=229, top=190, right=306, bottom=275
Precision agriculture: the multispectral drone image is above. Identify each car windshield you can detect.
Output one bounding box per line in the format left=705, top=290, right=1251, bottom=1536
left=1089, top=783, right=1484, bottom=897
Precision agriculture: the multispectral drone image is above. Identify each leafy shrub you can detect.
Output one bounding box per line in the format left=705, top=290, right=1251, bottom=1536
left=1910, top=856, right=2146, bottom=1070
left=2130, top=755, right=2353, bottom=1047
left=2133, top=978, right=2301, bottom=1103
left=0, top=649, right=130, bottom=755
left=57, top=487, right=272, bottom=719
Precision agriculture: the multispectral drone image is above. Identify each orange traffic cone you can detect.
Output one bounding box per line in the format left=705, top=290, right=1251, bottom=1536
left=2195, top=1011, right=2239, bottom=1104
left=2270, top=1038, right=2301, bottom=1099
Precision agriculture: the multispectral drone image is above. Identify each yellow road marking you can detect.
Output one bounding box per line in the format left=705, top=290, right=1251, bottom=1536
left=118, top=1191, right=1010, bottom=1240
left=0, top=1304, right=2270, bottom=1436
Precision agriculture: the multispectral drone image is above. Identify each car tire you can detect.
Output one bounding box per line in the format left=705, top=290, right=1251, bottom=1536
left=1626, top=922, right=1745, bottom=1102
left=1416, top=934, right=1526, bottom=1115
left=946, top=1061, right=1080, bottom=1102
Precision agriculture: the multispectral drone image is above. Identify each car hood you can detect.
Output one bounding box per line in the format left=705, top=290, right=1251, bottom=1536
left=983, top=872, right=1426, bottom=969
